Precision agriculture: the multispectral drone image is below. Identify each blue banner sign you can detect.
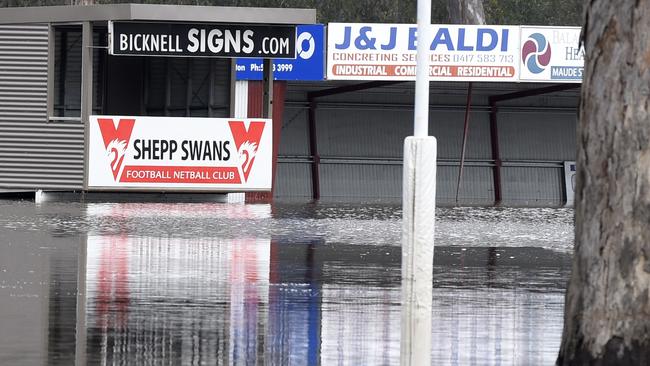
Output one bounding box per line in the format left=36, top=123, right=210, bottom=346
left=236, top=24, right=324, bottom=81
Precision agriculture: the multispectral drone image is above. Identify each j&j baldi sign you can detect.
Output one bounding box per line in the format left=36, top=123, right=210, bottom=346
left=327, top=23, right=520, bottom=82
left=327, top=23, right=584, bottom=83
left=87, top=116, right=272, bottom=191
left=109, top=21, right=296, bottom=58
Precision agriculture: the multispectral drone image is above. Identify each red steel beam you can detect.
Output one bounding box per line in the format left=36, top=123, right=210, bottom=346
left=487, top=83, right=580, bottom=205
left=307, top=99, right=320, bottom=200
left=455, top=82, right=473, bottom=203
left=246, top=80, right=287, bottom=203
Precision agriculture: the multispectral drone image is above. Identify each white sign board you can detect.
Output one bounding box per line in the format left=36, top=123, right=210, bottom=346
left=519, top=27, right=584, bottom=83
left=564, top=161, right=576, bottom=207
left=327, top=23, right=520, bottom=82
left=88, top=116, right=272, bottom=191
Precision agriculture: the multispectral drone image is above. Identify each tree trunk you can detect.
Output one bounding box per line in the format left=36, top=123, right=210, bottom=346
left=447, top=0, right=485, bottom=24
left=558, top=1, right=650, bottom=365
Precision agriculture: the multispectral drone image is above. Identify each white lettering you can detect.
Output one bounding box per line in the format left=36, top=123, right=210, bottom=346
left=208, top=29, right=223, bottom=53
left=187, top=28, right=199, bottom=53
left=242, top=30, right=254, bottom=53
left=143, top=34, right=150, bottom=51
left=187, top=28, right=200, bottom=53
left=280, top=38, right=289, bottom=53
left=120, top=34, right=128, bottom=51
left=174, top=35, right=181, bottom=52
left=150, top=34, right=159, bottom=51
left=225, top=30, right=239, bottom=53
left=200, top=29, right=206, bottom=52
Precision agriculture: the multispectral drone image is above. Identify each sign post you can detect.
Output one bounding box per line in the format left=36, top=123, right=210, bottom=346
left=401, top=0, right=437, bottom=365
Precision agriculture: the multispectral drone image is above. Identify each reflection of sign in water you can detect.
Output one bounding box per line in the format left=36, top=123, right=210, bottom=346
left=236, top=25, right=325, bottom=81
left=86, top=202, right=272, bottom=219
left=86, top=234, right=270, bottom=364
left=564, top=161, right=576, bottom=207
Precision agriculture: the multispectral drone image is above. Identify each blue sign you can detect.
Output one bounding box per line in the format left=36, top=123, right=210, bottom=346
left=236, top=24, right=324, bottom=81
left=550, top=66, right=583, bottom=80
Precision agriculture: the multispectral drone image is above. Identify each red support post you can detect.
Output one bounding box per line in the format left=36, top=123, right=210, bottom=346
left=455, top=82, right=473, bottom=203
left=307, top=99, right=320, bottom=200
left=486, top=83, right=579, bottom=205
left=489, top=103, right=502, bottom=205
left=246, top=80, right=286, bottom=203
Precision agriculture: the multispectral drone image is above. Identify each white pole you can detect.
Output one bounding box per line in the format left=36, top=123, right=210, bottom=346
left=401, top=0, right=436, bottom=365
left=413, top=0, right=431, bottom=137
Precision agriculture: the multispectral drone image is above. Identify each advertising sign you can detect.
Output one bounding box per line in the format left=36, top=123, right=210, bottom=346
left=236, top=24, right=325, bottom=81
left=109, top=21, right=296, bottom=58
left=87, top=116, right=272, bottom=191
left=327, top=23, right=520, bottom=81
left=564, top=161, right=576, bottom=207
left=519, top=27, right=584, bottom=83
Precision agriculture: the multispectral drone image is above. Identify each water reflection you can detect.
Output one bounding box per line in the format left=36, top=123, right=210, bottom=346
left=0, top=200, right=572, bottom=365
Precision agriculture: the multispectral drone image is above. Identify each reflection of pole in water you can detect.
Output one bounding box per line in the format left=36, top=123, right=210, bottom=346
left=487, top=247, right=497, bottom=286
left=486, top=247, right=502, bottom=363
left=305, top=242, right=322, bottom=366
left=75, top=236, right=87, bottom=366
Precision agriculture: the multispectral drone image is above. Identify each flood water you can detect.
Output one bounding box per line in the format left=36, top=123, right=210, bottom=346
left=0, top=199, right=573, bottom=365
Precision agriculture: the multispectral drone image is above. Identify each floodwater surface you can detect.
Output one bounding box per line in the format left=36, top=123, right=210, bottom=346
left=0, top=199, right=573, bottom=365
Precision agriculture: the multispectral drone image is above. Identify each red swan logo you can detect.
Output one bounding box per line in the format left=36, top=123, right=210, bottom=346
left=97, top=118, right=135, bottom=180
left=228, top=121, right=266, bottom=182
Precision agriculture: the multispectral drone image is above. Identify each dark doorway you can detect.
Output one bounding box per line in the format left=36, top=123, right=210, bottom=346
left=104, top=55, right=144, bottom=115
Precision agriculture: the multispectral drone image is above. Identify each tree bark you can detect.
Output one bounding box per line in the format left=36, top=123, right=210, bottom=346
left=447, top=0, right=485, bottom=24
left=558, top=1, right=650, bottom=365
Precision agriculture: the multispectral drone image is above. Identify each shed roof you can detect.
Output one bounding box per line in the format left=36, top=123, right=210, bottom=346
left=0, top=4, right=316, bottom=25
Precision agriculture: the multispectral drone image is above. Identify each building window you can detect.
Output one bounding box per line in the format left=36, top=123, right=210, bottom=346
left=52, top=25, right=230, bottom=119
left=51, top=26, right=106, bottom=119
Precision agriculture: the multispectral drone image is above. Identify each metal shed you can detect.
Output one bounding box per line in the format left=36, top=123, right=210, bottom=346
left=275, top=80, right=580, bottom=206
left=0, top=4, right=315, bottom=195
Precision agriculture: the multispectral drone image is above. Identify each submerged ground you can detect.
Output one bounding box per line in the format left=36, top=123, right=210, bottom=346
left=0, top=199, right=573, bottom=365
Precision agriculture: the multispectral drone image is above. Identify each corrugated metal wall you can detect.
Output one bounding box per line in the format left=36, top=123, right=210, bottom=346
left=498, top=111, right=576, bottom=161
left=276, top=81, right=578, bottom=205
left=0, top=24, right=85, bottom=191
left=498, top=110, right=577, bottom=206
